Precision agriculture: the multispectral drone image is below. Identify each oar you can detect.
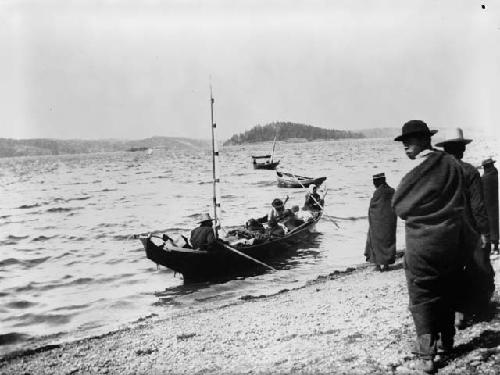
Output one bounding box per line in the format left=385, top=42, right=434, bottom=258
left=220, top=242, right=276, bottom=271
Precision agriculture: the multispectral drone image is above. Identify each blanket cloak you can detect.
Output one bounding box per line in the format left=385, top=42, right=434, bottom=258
left=482, top=166, right=499, bottom=243
left=365, top=183, right=397, bottom=266
left=459, top=161, right=495, bottom=314
left=392, top=150, right=472, bottom=336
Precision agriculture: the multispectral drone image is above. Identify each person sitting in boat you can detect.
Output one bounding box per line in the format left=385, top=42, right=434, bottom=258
left=266, top=218, right=285, bottom=238
left=246, top=218, right=265, bottom=234
left=257, top=196, right=289, bottom=224
left=283, top=205, right=305, bottom=231
left=190, top=213, right=217, bottom=251
left=303, top=184, right=324, bottom=211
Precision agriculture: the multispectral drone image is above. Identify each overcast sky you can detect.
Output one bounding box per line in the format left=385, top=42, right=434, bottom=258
left=1, top=0, right=499, bottom=140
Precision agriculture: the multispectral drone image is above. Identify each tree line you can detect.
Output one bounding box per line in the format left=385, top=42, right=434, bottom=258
left=224, top=122, right=364, bottom=145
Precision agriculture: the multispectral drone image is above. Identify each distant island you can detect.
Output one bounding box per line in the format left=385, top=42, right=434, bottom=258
left=0, top=136, right=210, bottom=158
left=224, top=122, right=364, bottom=145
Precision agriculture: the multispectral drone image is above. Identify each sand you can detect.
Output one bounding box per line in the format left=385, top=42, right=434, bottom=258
left=1, top=256, right=500, bottom=375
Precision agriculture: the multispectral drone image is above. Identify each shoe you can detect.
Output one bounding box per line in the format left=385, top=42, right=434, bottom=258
left=437, top=336, right=453, bottom=354
left=406, top=358, right=436, bottom=374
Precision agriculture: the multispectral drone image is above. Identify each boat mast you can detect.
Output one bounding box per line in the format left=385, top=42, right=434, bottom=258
left=270, top=135, right=277, bottom=163
left=210, top=86, right=219, bottom=238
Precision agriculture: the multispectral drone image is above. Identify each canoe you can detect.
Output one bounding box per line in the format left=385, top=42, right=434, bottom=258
left=254, top=160, right=280, bottom=170
left=252, top=155, right=280, bottom=170
left=277, top=171, right=327, bottom=188
left=138, top=212, right=321, bottom=281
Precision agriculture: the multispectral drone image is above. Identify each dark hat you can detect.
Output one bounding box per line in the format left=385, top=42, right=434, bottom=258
left=272, top=198, right=284, bottom=208
left=394, top=120, right=438, bottom=142
left=482, top=158, right=496, bottom=166
left=372, top=172, right=385, bottom=180
left=435, top=128, right=472, bottom=147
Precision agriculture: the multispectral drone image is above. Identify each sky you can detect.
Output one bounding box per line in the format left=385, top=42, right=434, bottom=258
left=0, top=0, right=499, bottom=140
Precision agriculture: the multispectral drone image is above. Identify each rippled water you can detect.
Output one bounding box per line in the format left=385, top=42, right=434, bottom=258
left=1, top=136, right=498, bottom=354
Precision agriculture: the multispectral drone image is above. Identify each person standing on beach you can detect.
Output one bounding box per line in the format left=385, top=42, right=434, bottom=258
left=364, top=173, right=397, bottom=272
left=481, top=158, right=499, bottom=255
left=392, top=120, right=471, bottom=374
left=435, top=129, right=494, bottom=327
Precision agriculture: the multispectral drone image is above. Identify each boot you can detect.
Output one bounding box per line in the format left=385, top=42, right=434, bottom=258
left=406, top=357, right=436, bottom=374
left=437, top=334, right=454, bottom=354
left=454, top=312, right=466, bottom=330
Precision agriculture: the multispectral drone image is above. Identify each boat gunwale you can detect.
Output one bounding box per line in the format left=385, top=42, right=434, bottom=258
left=142, top=213, right=321, bottom=254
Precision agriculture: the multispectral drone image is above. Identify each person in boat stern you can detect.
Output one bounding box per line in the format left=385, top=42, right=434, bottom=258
left=481, top=158, right=499, bottom=255
left=303, top=184, right=324, bottom=211
left=364, top=172, right=397, bottom=272
left=190, top=213, right=216, bottom=251
left=392, top=120, right=473, bottom=374
left=436, top=128, right=494, bottom=328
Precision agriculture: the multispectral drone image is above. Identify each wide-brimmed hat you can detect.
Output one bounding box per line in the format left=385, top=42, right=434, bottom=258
left=435, top=127, right=472, bottom=147
left=372, top=172, right=385, bottom=180
left=198, top=213, right=213, bottom=223
left=394, top=120, right=438, bottom=142
left=272, top=198, right=284, bottom=208
left=482, top=158, right=496, bottom=166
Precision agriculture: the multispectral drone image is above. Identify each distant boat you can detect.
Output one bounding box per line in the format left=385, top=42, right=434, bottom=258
left=146, top=148, right=153, bottom=155
left=252, top=155, right=280, bottom=170
left=277, top=171, right=327, bottom=188
left=251, top=136, right=280, bottom=170
left=127, top=147, right=149, bottom=152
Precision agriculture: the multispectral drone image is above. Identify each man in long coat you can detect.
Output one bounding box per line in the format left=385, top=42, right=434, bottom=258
left=365, top=173, right=397, bottom=272
left=482, top=158, right=499, bottom=254
left=392, top=120, right=472, bottom=373
left=436, top=129, right=494, bottom=325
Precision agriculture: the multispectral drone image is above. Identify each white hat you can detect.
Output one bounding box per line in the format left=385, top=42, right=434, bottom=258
left=435, top=127, right=472, bottom=147
left=198, top=213, right=213, bottom=223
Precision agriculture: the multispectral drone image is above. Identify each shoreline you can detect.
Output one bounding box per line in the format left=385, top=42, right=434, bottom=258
left=1, top=256, right=500, bottom=374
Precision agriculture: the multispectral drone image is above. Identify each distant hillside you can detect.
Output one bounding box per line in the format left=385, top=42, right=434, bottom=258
left=0, top=136, right=210, bottom=158
left=224, top=122, right=364, bottom=145
left=359, top=128, right=399, bottom=139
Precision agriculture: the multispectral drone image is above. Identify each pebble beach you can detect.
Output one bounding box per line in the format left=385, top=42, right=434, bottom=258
left=2, top=255, right=499, bottom=375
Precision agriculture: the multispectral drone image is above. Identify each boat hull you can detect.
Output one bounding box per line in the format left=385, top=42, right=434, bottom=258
left=276, top=171, right=327, bottom=188
left=253, top=161, right=280, bottom=170
left=140, top=214, right=321, bottom=281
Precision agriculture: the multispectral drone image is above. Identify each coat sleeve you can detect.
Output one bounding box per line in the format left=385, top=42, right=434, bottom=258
left=469, top=169, right=490, bottom=235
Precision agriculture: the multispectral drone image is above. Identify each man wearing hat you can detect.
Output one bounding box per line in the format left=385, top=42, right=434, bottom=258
left=364, top=173, right=397, bottom=272
left=392, top=120, right=471, bottom=373
left=436, top=129, right=494, bottom=326
left=481, top=158, right=499, bottom=254
left=190, top=213, right=216, bottom=251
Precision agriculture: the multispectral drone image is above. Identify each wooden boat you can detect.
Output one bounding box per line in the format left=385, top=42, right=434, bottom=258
left=252, top=136, right=280, bottom=170
left=137, top=91, right=323, bottom=281
left=252, top=155, right=280, bottom=170
left=277, top=171, right=327, bottom=188
left=138, top=212, right=321, bottom=281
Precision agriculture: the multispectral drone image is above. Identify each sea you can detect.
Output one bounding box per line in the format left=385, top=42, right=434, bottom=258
left=1, top=136, right=498, bottom=355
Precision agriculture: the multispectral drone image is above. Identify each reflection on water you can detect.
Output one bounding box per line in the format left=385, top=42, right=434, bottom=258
left=0, top=136, right=497, bottom=354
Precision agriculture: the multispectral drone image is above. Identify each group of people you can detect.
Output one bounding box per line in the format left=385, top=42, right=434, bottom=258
left=365, top=120, right=498, bottom=373
left=190, top=184, right=326, bottom=249
left=188, top=120, right=498, bottom=373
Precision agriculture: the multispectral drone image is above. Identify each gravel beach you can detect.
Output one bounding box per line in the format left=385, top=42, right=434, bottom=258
left=2, top=256, right=500, bottom=375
